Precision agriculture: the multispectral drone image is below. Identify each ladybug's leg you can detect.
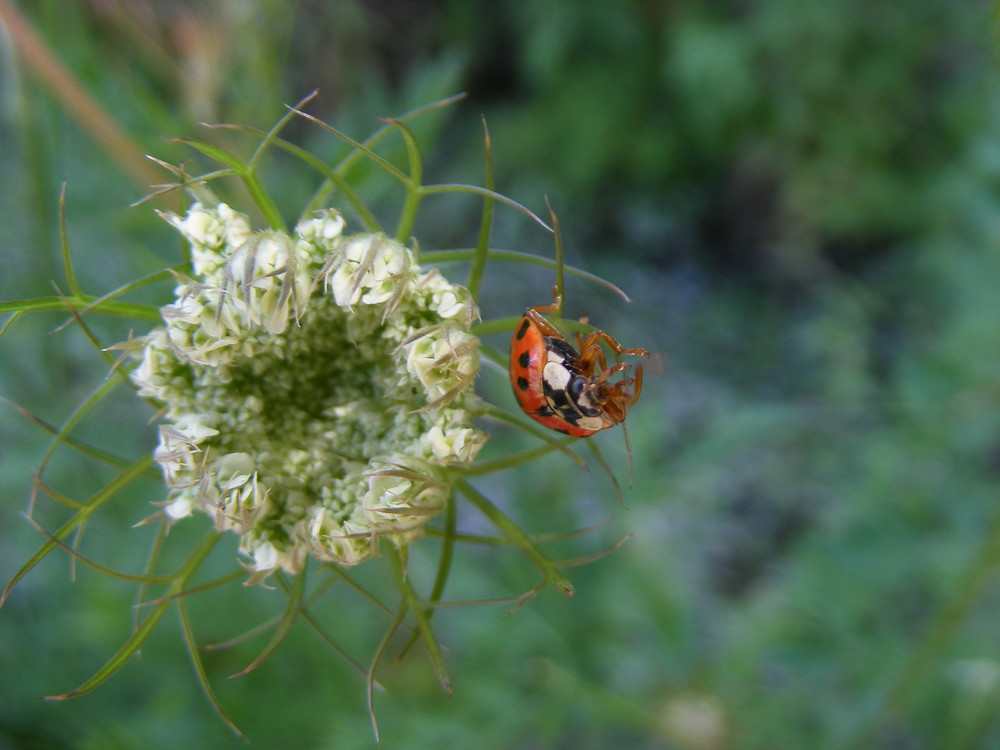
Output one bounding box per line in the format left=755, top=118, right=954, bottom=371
left=598, top=364, right=644, bottom=424
left=601, top=386, right=628, bottom=423
left=526, top=284, right=562, bottom=315
left=626, top=363, right=644, bottom=405
left=583, top=330, right=649, bottom=361
left=523, top=308, right=564, bottom=338
left=576, top=331, right=608, bottom=376
left=577, top=329, right=649, bottom=377
left=523, top=285, right=564, bottom=338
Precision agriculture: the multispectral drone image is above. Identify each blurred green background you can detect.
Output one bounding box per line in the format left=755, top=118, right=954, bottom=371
left=3, top=1, right=1000, bottom=748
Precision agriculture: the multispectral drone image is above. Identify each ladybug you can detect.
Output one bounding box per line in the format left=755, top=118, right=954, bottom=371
left=510, top=289, right=649, bottom=436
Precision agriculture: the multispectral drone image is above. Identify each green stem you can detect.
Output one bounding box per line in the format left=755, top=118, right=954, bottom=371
left=0, top=296, right=160, bottom=320
left=47, top=530, right=220, bottom=700
left=385, top=544, right=451, bottom=693
left=242, top=171, right=287, bottom=233
left=396, top=187, right=422, bottom=245
left=457, top=479, right=574, bottom=595
left=548, top=202, right=566, bottom=315
left=422, top=249, right=631, bottom=302
left=466, top=118, right=495, bottom=299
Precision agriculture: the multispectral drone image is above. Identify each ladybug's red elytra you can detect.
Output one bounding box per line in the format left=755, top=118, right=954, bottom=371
left=509, top=289, right=649, bottom=436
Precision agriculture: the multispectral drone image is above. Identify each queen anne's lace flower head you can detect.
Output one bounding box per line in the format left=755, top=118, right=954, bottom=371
left=133, top=202, right=486, bottom=576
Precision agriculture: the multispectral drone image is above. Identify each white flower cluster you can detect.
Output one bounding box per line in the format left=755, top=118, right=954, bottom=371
left=133, top=202, right=486, bottom=575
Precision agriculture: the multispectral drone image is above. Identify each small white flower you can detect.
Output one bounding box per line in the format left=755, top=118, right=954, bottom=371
left=164, top=495, right=194, bottom=520
left=405, top=327, right=480, bottom=402
left=251, top=541, right=278, bottom=572
left=133, top=203, right=487, bottom=576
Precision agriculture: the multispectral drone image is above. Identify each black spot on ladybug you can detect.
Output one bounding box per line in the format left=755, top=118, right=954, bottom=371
left=556, top=428, right=570, bottom=435
left=518, top=351, right=530, bottom=368
left=546, top=386, right=571, bottom=410
left=515, top=319, right=530, bottom=340
left=534, top=406, right=555, bottom=417
left=517, top=377, right=529, bottom=391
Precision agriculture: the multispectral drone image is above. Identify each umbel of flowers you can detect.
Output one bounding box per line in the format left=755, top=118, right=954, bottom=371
left=132, top=202, right=486, bottom=576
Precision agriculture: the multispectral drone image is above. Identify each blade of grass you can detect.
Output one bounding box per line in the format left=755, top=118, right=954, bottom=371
left=31, top=475, right=85, bottom=511
left=140, top=570, right=249, bottom=610
left=296, top=604, right=380, bottom=687
left=50, top=285, right=131, bottom=371
left=477, top=340, right=508, bottom=370
left=324, top=564, right=411, bottom=625
left=474, top=313, right=596, bottom=338
left=554, top=533, right=634, bottom=568
left=52, top=265, right=183, bottom=333
left=438, top=520, right=632, bottom=548
left=464, top=440, right=584, bottom=476
left=167, top=137, right=246, bottom=172
left=0, top=310, right=22, bottom=340
left=134, top=520, right=167, bottom=636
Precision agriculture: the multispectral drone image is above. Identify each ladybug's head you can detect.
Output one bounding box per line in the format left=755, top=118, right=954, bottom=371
left=576, top=364, right=644, bottom=426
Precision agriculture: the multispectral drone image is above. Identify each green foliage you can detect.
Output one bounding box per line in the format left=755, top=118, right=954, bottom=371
left=2, top=0, right=1000, bottom=747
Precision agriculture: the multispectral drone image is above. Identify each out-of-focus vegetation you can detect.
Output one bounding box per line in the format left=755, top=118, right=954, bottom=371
left=2, top=0, right=999, bottom=748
